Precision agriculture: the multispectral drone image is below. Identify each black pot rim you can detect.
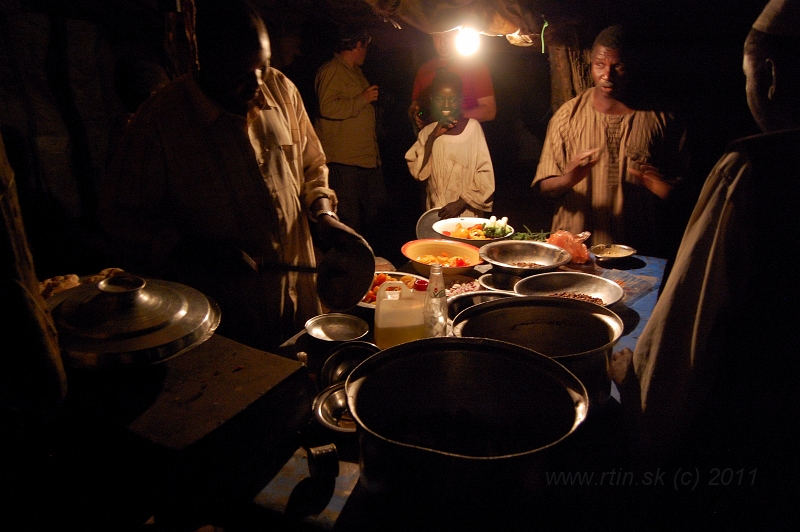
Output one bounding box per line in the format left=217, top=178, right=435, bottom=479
left=345, top=337, right=589, bottom=460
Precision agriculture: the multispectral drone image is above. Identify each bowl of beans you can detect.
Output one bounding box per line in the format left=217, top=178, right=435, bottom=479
left=513, top=272, right=624, bottom=307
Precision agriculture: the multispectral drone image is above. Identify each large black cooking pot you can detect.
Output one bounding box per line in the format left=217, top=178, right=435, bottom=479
left=452, top=296, right=624, bottom=409
left=345, top=337, right=588, bottom=522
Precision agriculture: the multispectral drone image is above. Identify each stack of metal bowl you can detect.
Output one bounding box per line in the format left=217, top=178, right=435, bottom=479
left=312, top=340, right=380, bottom=434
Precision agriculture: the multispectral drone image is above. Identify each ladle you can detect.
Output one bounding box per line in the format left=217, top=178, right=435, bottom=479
left=238, top=237, right=376, bottom=312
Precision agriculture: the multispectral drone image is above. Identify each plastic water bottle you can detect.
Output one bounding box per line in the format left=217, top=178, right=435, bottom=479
left=374, top=281, right=426, bottom=349
left=423, top=264, right=448, bottom=337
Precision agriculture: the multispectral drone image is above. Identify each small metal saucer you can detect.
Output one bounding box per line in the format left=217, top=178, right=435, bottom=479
left=305, top=313, right=369, bottom=342
left=590, top=244, right=637, bottom=260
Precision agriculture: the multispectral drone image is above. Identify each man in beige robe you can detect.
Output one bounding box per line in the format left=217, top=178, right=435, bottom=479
left=99, top=0, right=361, bottom=350
left=533, top=25, right=689, bottom=258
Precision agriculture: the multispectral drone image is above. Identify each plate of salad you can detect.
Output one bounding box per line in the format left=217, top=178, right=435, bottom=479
left=432, top=216, right=514, bottom=247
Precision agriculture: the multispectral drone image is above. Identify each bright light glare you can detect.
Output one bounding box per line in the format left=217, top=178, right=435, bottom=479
left=455, top=27, right=480, bottom=56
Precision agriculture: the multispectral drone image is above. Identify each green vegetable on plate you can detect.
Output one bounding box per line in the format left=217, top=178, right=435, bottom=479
left=481, top=215, right=511, bottom=238
left=509, top=225, right=550, bottom=241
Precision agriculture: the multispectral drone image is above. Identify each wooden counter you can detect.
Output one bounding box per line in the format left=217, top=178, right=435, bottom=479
left=125, top=333, right=310, bottom=451
left=27, top=333, right=313, bottom=530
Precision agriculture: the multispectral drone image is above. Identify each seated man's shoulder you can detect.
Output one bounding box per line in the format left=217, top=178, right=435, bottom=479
left=730, top=128, right=800, bottom=152
left=727, top=128, right=800, bottom=189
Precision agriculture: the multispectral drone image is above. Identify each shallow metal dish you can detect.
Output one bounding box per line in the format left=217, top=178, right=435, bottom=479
left=415, top=208, right=442, bottom=240
left=315, top=234, right=375, bottom=312
left=313, top=382, right=356, bottom=433
left=514, top=272, right=624, bottom=307
left=305, top=313, right=369, bottom=342
left=479, top=240, right=572, bottom=276
left=590, top=244, right=637, bottom=260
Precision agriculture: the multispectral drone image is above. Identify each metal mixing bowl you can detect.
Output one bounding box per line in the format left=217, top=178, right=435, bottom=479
left=479, top=241, right=572, bottom=276
left=478, top=272, right=523, bottom=291
left=514, top=272, right=624, bottom=307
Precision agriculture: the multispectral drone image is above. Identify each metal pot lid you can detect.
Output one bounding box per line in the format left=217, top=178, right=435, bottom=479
left=316, top=234, right=375, bottom=311
left=47, top=273, right=220, bottom=368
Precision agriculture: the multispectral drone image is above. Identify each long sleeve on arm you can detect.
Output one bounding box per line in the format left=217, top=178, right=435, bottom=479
left=291, top=77, right=334, bottom=212
left=532, top=102, right=573, bottom=189
left=458, top=124, right=494, bottom=212
left=405, top=123, right=435, bottom=182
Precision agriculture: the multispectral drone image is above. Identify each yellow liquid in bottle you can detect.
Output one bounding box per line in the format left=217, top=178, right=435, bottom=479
left=374, top=324, right=427, bottom=350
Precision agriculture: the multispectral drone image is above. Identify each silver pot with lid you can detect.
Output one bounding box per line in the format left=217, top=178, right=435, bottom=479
left=47, top=273, right=220, bottom=369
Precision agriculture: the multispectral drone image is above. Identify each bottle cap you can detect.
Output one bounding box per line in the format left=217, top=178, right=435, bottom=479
left=414, top=279, right=429, bottom=291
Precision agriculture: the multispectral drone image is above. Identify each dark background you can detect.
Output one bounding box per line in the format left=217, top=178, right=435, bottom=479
left=1, top=0, right=767, bottom=275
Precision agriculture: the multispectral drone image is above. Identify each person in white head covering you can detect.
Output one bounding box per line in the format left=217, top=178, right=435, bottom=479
left=610, top=0, right=799, bottom=528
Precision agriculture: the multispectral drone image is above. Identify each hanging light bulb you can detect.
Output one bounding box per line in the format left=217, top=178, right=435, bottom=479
left=455, top=27, right=480, bottom=56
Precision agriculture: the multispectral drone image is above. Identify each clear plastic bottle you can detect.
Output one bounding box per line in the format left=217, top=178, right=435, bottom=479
left=423, top=264, right=448, bottom=337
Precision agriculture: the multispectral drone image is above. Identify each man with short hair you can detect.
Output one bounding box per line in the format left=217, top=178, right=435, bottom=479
left=532, top=25, right=689, bottom=259
left=99, top=0, right=363, bottom=351
left=314, top=26, right=387, bottom=251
